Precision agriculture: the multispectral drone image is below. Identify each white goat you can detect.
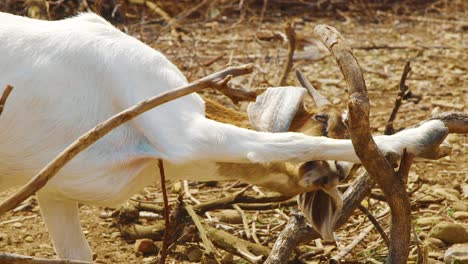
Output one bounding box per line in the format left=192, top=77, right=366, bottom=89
left=0, top=12, right=446, bottom=261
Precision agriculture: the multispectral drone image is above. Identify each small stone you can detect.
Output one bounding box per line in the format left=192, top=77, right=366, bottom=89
left=24, top=236, right=34, bottom=243
left=431, top=187, right=460, bottom=202
left=418, top=232, right=428, bottom=240
left=213, top=210, right=242, bottom=224
left=12, top=222, right=23, bottom=228
left=428, top=204, right=442, bottom=210
left=453, top=212, right=468, bottom=220
left=430, top=222, right=468, bottom=244
left=172, top=181, right=182, bottom=193
left=110, top=232, right=120, bottom=239
left=452, top=201, right=468, bottom=212
left=416, top=216, right=445, bottom=227
left=142, top=256, right=157, bottom=263
left=462, top=184, right=468, bottom=199
left=221, top=252, right=234, bottom=264
left=135, top=239, right=159, bottom=254
left=428, top=237, right=446, bottom=248
left=428, top=251, right=443, bottom=260
left=444, top=243, right=468, bottom=264
left=186, top=247, right=203, bottom=262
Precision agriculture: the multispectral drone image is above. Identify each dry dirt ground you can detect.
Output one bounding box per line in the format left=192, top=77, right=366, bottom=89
left=0, top=3, right=466, bottom=264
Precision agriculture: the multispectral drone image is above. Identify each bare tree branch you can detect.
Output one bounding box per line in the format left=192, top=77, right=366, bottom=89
left=385, top=61, right=412, bottom=135
left=0, top=64, right=253, bottom=217
left=278, top=22, right=296, bottom=86
left=157, top=159, right=170, bottom=264
left=314, top=24, right=418, bottom=264
left=429, top=112, right=468, bottom=134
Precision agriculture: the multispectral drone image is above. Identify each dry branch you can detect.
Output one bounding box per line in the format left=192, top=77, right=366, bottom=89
left=0, top=84, right=13, bottom=116
left=265, top=170, right=374, bottom=264
left=0, top=252, right=93, bottom=264
left=157, top=159, right=170, bottom=264
left=265, top=114, right=464, bottom=262
left=0, top=64, right=253, bottom=217
left=385, top=61, right=412, bottom=135
left=358, top=204, right=390, bottom=247
left=330, top=225, right=374, bottom=263
left=216, top=85, right=257, bottom=104
left=278, top=22, right=296, bottom=86
left=120, top=220, right=270, bottom=263
left=314, top=24, right=415, bottom=264
left=264, top=212, right=312, bottom=264
left=186, top=205, right=218, bottom=258
left=429, top=112, right=468, bottom=134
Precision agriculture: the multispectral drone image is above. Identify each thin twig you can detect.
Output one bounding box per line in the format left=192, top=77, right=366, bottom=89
left=0, top=252, right=93, bottom=264
left=233, top=204, right=251, bottom=239
left=358, top=205, right=390, bottom=247
left=330, top=225, right=374, bottom=263
left=0, top=215, right=36, bottom=226
left=185, top=205, right=218, bottom=258
left=0, top=64, right=253, bottom=217
left=385, top=61, right=412, bottom=135
left=278, top=22, right=296, bottom=86
left=0, top=84, right=13, bottom=116
left=158, top=159, right=169, bottom=264
left=397, top=149, right=414, bottom=185
left=183, top=180, right=201, bottom=204
left=251, top=212, right=261, bottom=244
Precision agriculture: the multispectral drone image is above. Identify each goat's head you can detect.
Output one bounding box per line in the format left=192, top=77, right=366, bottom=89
left=246, top=70, right=350, bottom=240
left=204, top=71, right=350, bottom=240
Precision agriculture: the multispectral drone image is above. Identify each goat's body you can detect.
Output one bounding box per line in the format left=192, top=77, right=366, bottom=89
left=0, top=12, right=353, bottom=202
left=0, top=12, right=446, bottom=261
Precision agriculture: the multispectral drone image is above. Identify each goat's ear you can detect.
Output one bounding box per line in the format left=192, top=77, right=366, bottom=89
left=247, top=87, right=307, bottom=132
left=297, top=187, right=343, bottom=241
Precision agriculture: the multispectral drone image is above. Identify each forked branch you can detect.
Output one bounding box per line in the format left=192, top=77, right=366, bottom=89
left=314, top=24, right=416, bottom=264
left=0, top=64, right=253, bottom=217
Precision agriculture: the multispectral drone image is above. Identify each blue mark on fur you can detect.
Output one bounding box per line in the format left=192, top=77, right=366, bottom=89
left=136, top=137, right=158, bottom=156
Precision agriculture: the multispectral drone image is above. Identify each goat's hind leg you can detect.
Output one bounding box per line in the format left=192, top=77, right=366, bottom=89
left=37, top=193, right=93, bottom=261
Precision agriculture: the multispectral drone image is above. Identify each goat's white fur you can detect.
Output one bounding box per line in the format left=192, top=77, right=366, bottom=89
left=0, top=12, right=445, bottom=261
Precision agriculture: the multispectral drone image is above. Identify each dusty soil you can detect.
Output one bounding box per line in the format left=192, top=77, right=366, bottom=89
left=0, top=2, right=466, bottom=264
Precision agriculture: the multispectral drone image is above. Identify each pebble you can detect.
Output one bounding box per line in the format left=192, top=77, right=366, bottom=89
left=418, top=232, right=428, bottom=240
left=431, top=187, right=460, bottom=202
left=430, top=222, right=468, bottom=244
left=134, top=239, right=159, bottom=254
left=213, top=210, right=242, bottom=224
left=427, top=237, right=446, bottom=248
left=453, top=211, right=468, bottom=220
left=110, top=232, right=121, bottom=239
left=12, top=222, right=23, bottom=228
left=416, top=216, right=445, bottom=227
left=452, top=201, right=468, bottom=212
left=444, top=243, right=468, bottom=264
left=186, top=247, right=203, bottom=262
left=142, top=257, right=157, bottom=263
left=462, top=184, right=468, bottom=199
left=429, top=251, right=443, bottom=260
left=172, top=181, right=182, bottom=193
left=24, top=236, right=34, bottom=243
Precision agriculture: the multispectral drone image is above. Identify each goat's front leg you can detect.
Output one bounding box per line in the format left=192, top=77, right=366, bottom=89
left=186, top=117, right=447, bottom=164
left=37, top=193, right=93, bottom=261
